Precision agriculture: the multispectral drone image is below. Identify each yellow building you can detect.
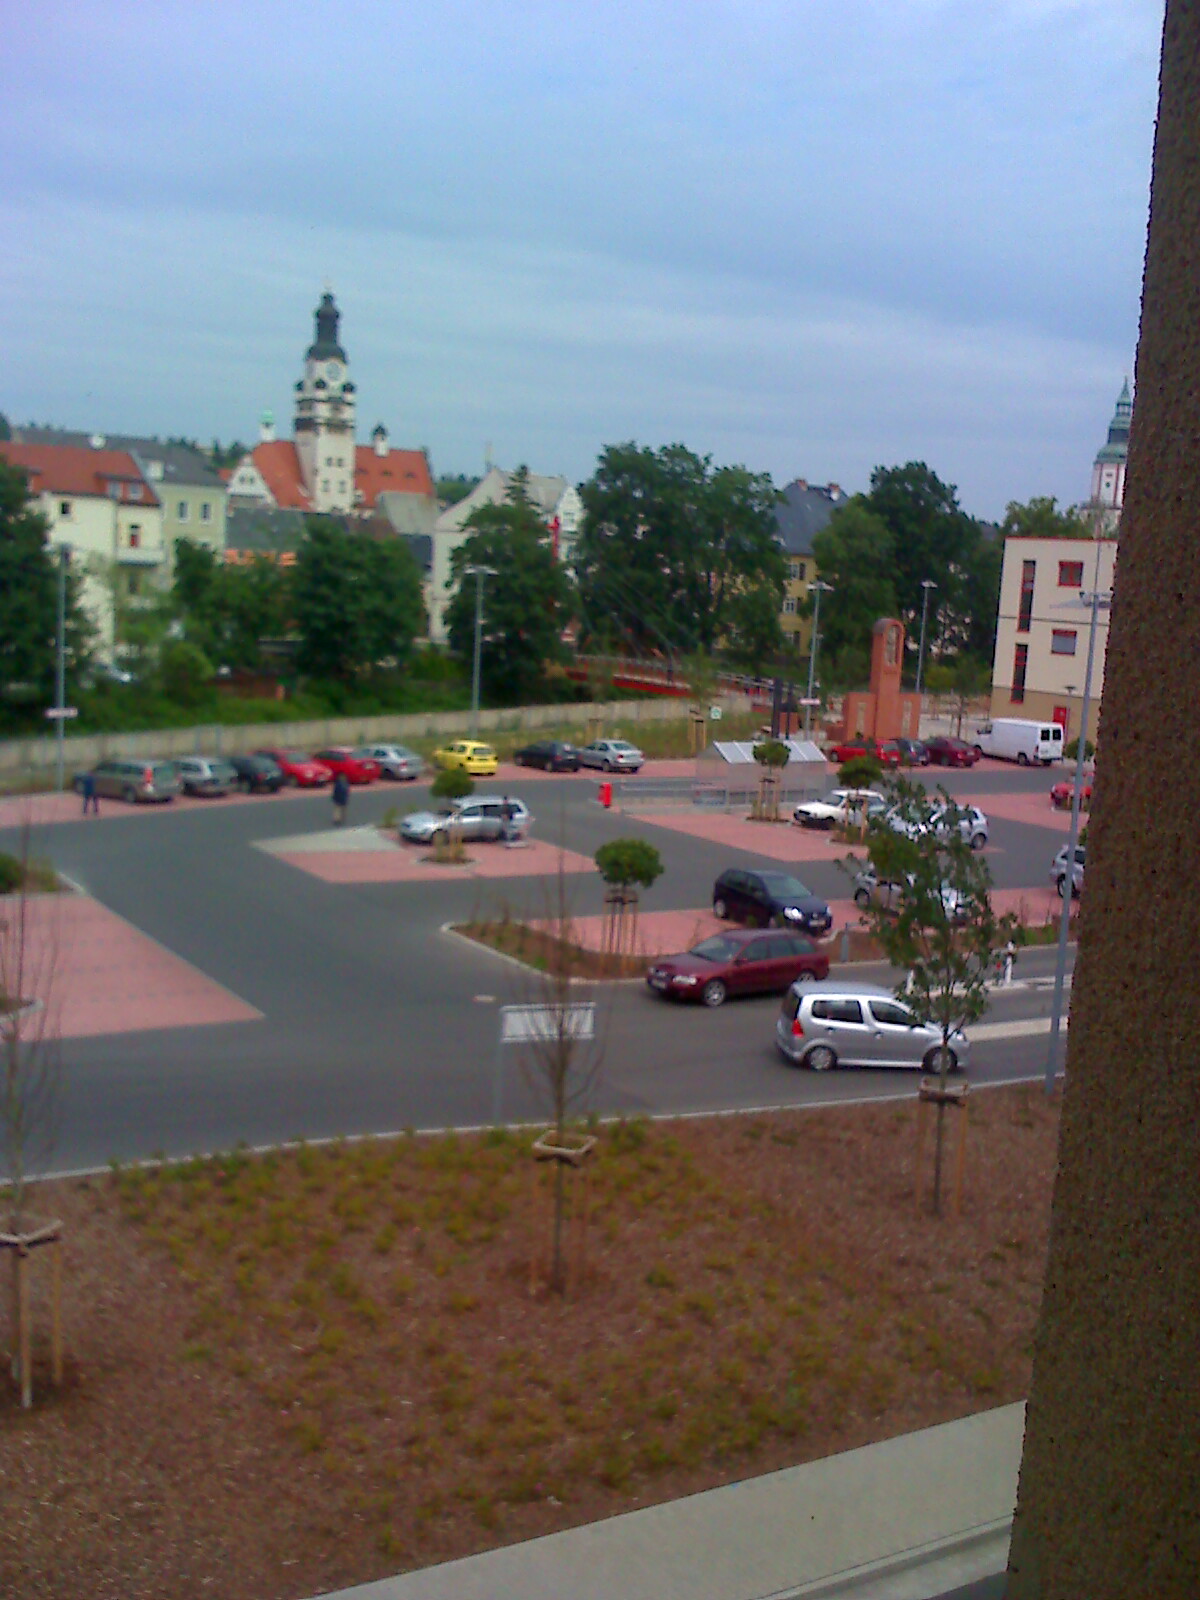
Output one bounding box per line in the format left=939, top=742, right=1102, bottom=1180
left=774, top=478, right=845, bottom=653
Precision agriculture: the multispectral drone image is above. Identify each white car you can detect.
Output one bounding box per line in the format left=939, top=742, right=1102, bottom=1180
left=792, top=788, right=887, bottom=830
left=357, top=743, right=423, bottom=781
left=852, top=865, right=969, bottom=924
left=399, top=795, right=532, bottom=844
left=885, top=802, right=989, bottom=851
left=578, top=739, right=644, bottom=773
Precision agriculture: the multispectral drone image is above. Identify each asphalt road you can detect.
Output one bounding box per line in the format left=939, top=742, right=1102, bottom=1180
left=2, top=763, right=1075, bottom=1173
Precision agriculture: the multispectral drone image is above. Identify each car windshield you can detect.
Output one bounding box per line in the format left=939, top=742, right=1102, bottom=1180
left=610, top=742, right=637, bottom=753
left=758, top=873, right=815, bottom=900
left=688, top=935, right=744, bottom=962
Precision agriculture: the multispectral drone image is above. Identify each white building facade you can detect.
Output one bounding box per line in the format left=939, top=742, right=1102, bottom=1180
left=988, top=381, right=1130, bottom=748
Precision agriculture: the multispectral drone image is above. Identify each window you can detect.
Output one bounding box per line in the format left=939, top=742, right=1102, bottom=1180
left=177, top=501, right=189, bottom=521
left=869, top=1000, right=913, bottom=1027
left=127, top=482, right=141, bottom=502
left=783, top=598, right=797, bottom=615
left=1051, top=629, right=1078, bottom=656
left=59, top=500, right=71, bottom=517
left=788, top=559, right=807, bottom=581
left=1058, top=560, right=1084, bottom=587
left=811, top=998, right=863, bottom=1024
left=1012, top=643, right=1028, bottom=703
left=1018, top=560, right=1036, bottom=631
left=129, top=528, right=141, bottom=548
left=200, top=502, right=212, bottom=522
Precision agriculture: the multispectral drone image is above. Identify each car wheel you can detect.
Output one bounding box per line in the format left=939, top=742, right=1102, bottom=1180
left=970, top=833, right=987, bottom=851
left=923, top=1048, right=959, bottom=1075
left=712, top=896, right=729, bottom=919
left=854, top=889, right=871, bottom=907
left=603, top=759, right=615, bottom=772
left=1055, top=875, right=1069, bottom=899
left=1017, top=751, right=1029, bottom=766
left=122, top=785, right=137, bottom=804
left=701, top=979, right=727, bottom=1008
left=793, top=967, right=815, bottom=984
left=973, top=745, right=983, bottom=759
left=806, top=1044, right=837, bottom=1073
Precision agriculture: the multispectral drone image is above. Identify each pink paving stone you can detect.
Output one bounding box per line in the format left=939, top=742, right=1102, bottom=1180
left=6, top=893, right=261, bottom=1039
left=970, top=790, right=1088, bottom=833
left=271, top=838, right=598, bottom=884
left=626, top=809, right=852, bottom=863
left=0, top=783, right=319, bottom=831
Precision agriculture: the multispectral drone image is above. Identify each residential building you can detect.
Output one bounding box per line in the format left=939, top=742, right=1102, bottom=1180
left=12, top=428, right=227, bottom=571
left=773, top=479, right=845, bottom=653
left=427, top=466, right=582, bottom=643
left=988, top=382, right=1129, bottom=746
left=0, top=440, right=165, bottom=658
left=227, top=292, right=437, bottom=535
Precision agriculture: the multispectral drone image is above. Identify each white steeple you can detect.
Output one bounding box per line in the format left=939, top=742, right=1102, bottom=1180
left=294, top=290, right=357, bottom=513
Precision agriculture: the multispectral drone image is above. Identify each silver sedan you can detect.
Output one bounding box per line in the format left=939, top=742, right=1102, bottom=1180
left=358, top=744, right=423, bottom=781
left=399, top=796, right=532, bottom=844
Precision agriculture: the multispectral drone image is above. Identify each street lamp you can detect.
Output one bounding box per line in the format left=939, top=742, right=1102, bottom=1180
left=463, top=564, right=498, bottom=738
left=915, top=578, right=938, bottom=697
left=54, top=544, right=70, bottom=793
left=1044, top=582, right=1110, bottom=1095
left=804, top=580, right=834, bottom=738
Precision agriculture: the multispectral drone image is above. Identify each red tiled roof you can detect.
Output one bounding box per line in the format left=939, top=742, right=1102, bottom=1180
left=0, top=441, right=159, bottom=504
left=247, top=441, right=312, bottom=510
left=353, top=446, right=434, bottom=508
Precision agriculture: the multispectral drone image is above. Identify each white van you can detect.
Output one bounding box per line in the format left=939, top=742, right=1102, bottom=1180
left=972, top=718, right=1064, bottom=766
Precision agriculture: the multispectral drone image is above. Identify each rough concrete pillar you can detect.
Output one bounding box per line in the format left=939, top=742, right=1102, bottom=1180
left=1006, top=4, right=1200, bottom=1595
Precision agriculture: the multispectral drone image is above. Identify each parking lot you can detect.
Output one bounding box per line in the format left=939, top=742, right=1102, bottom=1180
left=0, top=752, right=1080, bottom=1172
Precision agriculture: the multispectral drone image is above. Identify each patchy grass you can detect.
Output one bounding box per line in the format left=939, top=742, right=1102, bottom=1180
left=454, top=918, right=648, bottom=979
left=0, top=1088, right=1060, bottom=1600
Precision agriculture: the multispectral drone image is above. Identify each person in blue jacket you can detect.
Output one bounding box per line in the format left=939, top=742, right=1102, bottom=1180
left=331, top=770, right=351, bottom=826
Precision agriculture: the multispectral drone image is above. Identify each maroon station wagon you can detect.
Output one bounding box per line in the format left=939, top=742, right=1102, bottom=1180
left=646, top=928, right=830, bottom=1008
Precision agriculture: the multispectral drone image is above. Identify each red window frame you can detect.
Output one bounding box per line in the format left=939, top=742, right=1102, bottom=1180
left=1012, top=643, right=1028, bottom=703
left=1058, top=560, right=1084, bottom=587
left=1051, top=629, right=1077, bottom=655
left=1018, top=560, right=1036, bottom=631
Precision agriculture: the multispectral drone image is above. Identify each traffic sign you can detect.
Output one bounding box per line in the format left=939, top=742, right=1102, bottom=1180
left=45, top=707, right=78, bottom=720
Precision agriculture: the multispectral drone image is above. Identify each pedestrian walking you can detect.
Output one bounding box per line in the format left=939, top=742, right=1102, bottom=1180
left=332, top=770, right=351, bottom=827
left=81, top=771, right=99, bottom=815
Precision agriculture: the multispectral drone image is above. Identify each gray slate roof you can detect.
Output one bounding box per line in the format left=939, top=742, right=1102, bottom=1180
left=773, top=480, right=848, bottom=557
left=225, top=507, right=309, bottom=554
left=13, top=427, right=225, bottom=488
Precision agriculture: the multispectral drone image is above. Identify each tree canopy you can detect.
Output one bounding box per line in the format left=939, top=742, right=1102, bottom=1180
left=809, top=499, right=897, bottom=665
left=172, top=540, right=293, bottom=673
left=445, top=469, right=573, bottom=703
left=0, top=458, right=90, bottom=706
left=575, top=443, right=784, bottom=661
left=1000, top=496, right=1090, bottom=540
left=292, top=519, right=425, bottom=682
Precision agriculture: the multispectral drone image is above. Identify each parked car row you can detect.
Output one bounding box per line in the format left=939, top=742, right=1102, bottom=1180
left=73, top=742, right=428, bottom=803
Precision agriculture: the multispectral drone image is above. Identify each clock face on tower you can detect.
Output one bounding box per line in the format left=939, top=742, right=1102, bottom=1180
left=325, top=362, right=341, bottom=383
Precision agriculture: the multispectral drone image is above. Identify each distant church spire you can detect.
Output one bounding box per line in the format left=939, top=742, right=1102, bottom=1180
left=1090, top=377, right=1132, bottom=523
left=307, top=290, right=346, bottom=362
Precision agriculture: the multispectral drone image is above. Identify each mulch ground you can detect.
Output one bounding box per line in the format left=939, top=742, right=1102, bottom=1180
left=0, top=1085, right=1060, bottom=1600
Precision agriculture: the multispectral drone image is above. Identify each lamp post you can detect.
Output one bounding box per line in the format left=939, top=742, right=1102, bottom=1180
left=804, top=580, right=833, bottom=738
left=915, top=578, right=937, bottom=697
left=1044, top=581, right=1110, bottom=1095
left=463, top=564, right=497, bottom=738
left=55, top=544, right=70, bottom=793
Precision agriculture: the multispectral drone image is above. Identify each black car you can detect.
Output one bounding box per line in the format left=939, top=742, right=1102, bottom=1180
left=712, top=868, right=833, bottom=937
left=893, top=738, right=930, bottom=767
left=512, top=739, right=581, bottom=772
left=229, top=753, right=286, bottom=793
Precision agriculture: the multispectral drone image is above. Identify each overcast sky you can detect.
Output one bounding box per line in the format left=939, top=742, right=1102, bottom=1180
left=1, top=1, right=1162, bottom=519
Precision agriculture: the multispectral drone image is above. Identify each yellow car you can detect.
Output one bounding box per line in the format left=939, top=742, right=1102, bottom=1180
left=431, top=739, right=499, bottom=776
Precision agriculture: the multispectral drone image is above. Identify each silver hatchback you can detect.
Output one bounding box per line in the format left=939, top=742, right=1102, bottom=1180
left=775, top=983, right=970, bottom=1073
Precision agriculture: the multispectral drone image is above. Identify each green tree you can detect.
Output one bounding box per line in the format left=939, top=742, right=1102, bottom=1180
left=445, top=471, right=573, bottom=703
left=844, top=776, right=1018, bottom=1213
left=435, top=473, right=479, bottom=506
left=430, top=766, right=474, bottom=802
left=594, top=837, right=664, bottom=957
left=293, top=519, right=425, bottom=682
left=576, top=443, right=783, bottom=658
left=809, top=500, right=897, bottom=662
left=1000, top=496, right=1089, bottom=540
left=158, top=638, right=214, bottom=707
left=0, top=460, right=90, bottom=705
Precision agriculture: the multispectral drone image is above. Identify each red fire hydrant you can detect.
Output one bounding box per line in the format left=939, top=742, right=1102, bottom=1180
left=599, top=781, right=613, bottom=809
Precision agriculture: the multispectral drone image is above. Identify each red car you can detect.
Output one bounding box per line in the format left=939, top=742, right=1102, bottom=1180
left=1051, top=780, right=1093, bottom=810
left=311, top=747, right=380, bottom=785
left=827, top=736, right=903, bottom=767
left=255, top=747, right=333, bottom=787
left=645, top=928, right=830, bottom=1008
left=924, top=736, right=980, bottom=768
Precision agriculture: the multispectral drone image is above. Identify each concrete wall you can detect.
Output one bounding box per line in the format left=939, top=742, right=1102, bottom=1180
left=0, top=694, right=753, bottom=784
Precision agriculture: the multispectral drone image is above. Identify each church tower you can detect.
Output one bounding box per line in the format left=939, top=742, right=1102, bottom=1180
left=294, top=290, right=358, bottom=513
left=1089, top=378, right=1131, bottom=529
